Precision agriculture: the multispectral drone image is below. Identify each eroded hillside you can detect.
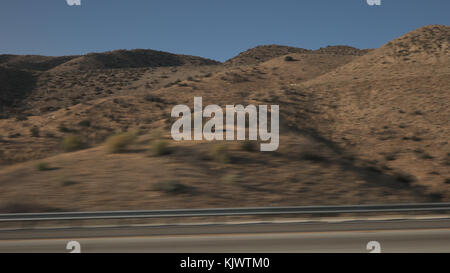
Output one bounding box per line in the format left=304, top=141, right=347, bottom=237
left=0, top=25, right=448, bottom=212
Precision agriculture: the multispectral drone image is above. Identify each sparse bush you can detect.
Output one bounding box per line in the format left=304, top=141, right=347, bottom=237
left=36, top=162, right=50, bottom=171
left=429, top=193, right=443, bottom=202
left=58, top=124, right=71, bottom=133
left=301, top=152, right=327, bottom=163
left=284, top=56, right=296, bottom=62
left=45, top=132, right=56, bottom=138
left=78, top=120, right=91, bottom=127
left=421, top=153, right=434, bottom=160
left=221, top=73, right=249, bottom=83
left=366, top=166, right=382, bottom=173
left=150, top=129, right=164, bottom=140
left=15, top=115, right=28, bottom=121
left=0, top=202, right=60, bottom=213
left=62, top=135, right=84, bottom=152
left=60, top=177, right=78, bottom=187
left=395, top=173, right=416, bottom=185
left=241, top=140, right=257, bottom=152
left=210, top=143, right=231, bottom=163
left=445, top=178, right=450, bottom=184
left=105, top=132, right=136, bottom=153
left=385, top=154, right=396, bottom=161
left=144, top=95, right=165, bottom=103
left=8, top=133, right=21, bottom=138
left=222, top=173, right=243, bottom=184
left=151, top=140, right=171, bottom=156
left=30, top=126, right=40, bottom=137
left=154, top=180, right=188, bottom=194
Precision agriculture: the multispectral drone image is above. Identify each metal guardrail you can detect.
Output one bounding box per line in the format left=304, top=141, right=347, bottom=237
left=0, top=203, right=449, bottom=222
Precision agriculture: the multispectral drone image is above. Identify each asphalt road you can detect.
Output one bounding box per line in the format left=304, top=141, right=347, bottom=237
left=0, top=218, right=449, bottom=253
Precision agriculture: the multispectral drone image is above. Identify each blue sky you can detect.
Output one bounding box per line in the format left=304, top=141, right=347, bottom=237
left=0, top=0, right=448, bottom=61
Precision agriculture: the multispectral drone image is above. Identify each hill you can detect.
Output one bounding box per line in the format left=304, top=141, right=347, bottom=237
left=0, top=25, right=448, bottom=212
left=51, top=49, right=221, bottom=72
left=225, top=45, right=311, bottom=66
left=225, top=45, right=371, bottom=66
left=0, top=54, right=79, bottom=71
left=0, top=67, right=36, bottom=113
left=314, top=45, right=372, bottom=56
left=292, top=24, right=450, bottom=196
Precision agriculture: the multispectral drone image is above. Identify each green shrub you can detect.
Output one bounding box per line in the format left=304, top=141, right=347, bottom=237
left=421, top=153, right=434, bottom=160
left=78, top=120, right=91, bottom=127
left=284, top=56, right=296, bottom=62
left=395, top=173, right=416, bottom=185
left=222, top=173, right=243, bottom=184
left=210, top=143, right=231, bottom=163
left=30, top=126, right=40, bottom=137
left=36, top=162, right=50, bottom=171
left=58, top=124, right=71, bottom=133
left=301, top=152, right=327, bottom=163
left=144, top=95, right=165, bottom=103
left=62, top=135, right=84, bottom=152
left=154, top=180, right=188, bottom=194
left=240, top=140, right=257, bottom=152
left=105, top=132, right=136, bottom=153
left=15, top=115, right=28, bottom=121
left=150, top=129, right=164, bottom=140
left=8, top=133, right=21, bottom=138
left=60, top=177, right=78, bottom=187
left=151, top=140, right=171, bottom=156
left=385, top=154, right=396, bottom=161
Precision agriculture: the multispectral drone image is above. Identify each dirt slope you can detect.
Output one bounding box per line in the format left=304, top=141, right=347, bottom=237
left=0, top=25, right=448, bottom=212
left=0, top=55, right=79, bottom=71
left=51, top=49, right=221, bottom=72
left=293, top=25, right=450, bottom=194
left=225, top=45, right=370, bottom=66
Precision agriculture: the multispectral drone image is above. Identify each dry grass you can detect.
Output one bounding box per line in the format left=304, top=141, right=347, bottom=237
left=105, top=132, right=136, bottom=153
left=0, top=25, right=448, bottom=212
left=62, top=135, right=84, bottom=152
left=210, top=143, right=232, bottom=163
left=151, top=139, right=171, bottom=156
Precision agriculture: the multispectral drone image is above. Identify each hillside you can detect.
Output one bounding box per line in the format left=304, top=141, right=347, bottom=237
left=51, top=49, right=221, bottom=72
left=314, top=46, right=372, bottom=56
left=380, top=24, right=449, bottom=63
left=0, top=67, right=36, bottom=113
left=225, top=45, right=370, bottom=66
left=0, top=25, right=448, bottom=213
left=293, top=24, right=450, bottom=194
left=225, top=45, right=311, bottom=66
left=0, top=54, right=79, bottom=71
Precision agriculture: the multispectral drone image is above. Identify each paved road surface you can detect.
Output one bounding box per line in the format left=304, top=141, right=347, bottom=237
left=0, top=218, right=449, bottom=253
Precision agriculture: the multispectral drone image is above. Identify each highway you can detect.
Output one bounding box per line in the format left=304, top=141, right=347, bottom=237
left=0, top=218, right=449, bottom=253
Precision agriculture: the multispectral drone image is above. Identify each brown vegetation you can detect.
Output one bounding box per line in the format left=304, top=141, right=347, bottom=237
left=0, top=25, right=448, bottom=212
